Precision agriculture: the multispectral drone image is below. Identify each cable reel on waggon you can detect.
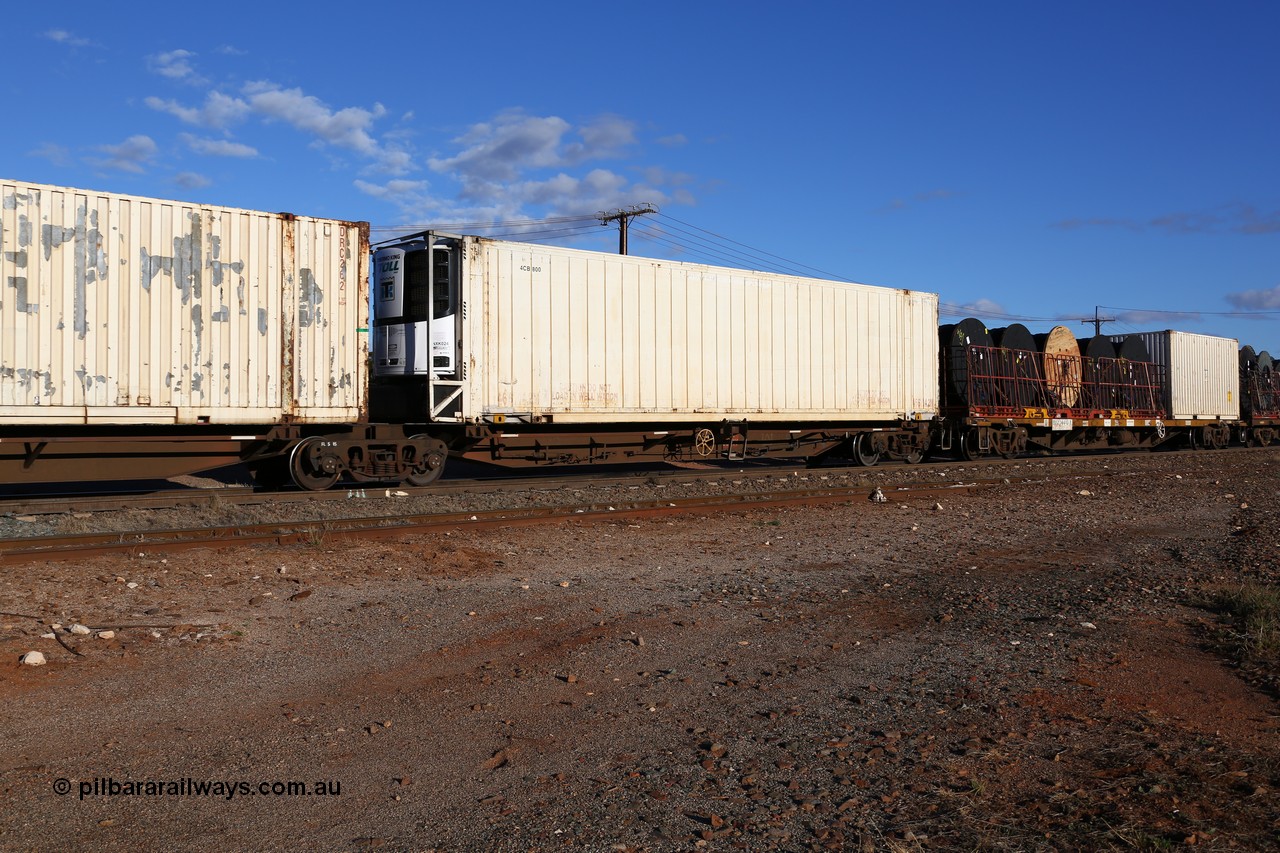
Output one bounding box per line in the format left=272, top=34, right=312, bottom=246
left=935, top=317, right=1241, bottom=458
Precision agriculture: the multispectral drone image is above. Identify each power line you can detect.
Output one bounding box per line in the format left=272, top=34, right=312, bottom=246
left=629, top=223, right=814, bottom=275
left=482, top=223, right=602, bottom=242
left=371, top=214, right=1280, bottom=329
left=371, top=213, right=600, bottom=232
left=938, top=304, right=1065, bottom=323
left=598, top=204, right=657, bottom=255
left=1099, top=304, right=1280, bottom=317
left=370, top=214, right=601, bottom=242
left=1074, top=306, right=1117, bottom=335
left=655, top=212, right=858, bottom=282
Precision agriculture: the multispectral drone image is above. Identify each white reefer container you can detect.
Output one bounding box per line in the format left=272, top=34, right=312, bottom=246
left=452, top=237, right=938, bottom=424
left=0, top=179, right=368, bottom=425
left=1110, top=330, right=1238, bottom=420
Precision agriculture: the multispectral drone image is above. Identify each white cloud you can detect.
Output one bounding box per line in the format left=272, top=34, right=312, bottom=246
left=571, top=115, right=636, bottom=160
left=355, top=179, right=431, bottom=199
left=147, top=81, right=412, bottom=175
left=28, top=142, right=71, bottom=167
left=1115, top=309, right=1203, bottom=325
left=243, top=82, right=383, bottom=155
left=45, top=29, right=91, bottom=47
left=145, top=92, right=250, bottom=129
left=148, top=49, right=204, bottom=84
left=368, top=111, right=696, bottom=223
left=640, top=166, right=694, bottom=187
left=656, top=133, right=688, bottom=147
left=430, top=113, right=572, bottom=182
left=174, top=172, right=212, bottom=189
left=1053, top=203, right=1280, bottom=236
left=237, top=82, right=411, bottom=175
left=181, top=134, right=258, bottom=158
left=430, top=112, right=641, bottom=185
left=369, top=148, right=414, bottom=177
left=92, top=135, right=158, bottom=173
left=959, top=298, right=1006, bottom=317
left=355, top=179, right=441, bottom=222
left=879, top=189, right=960, bottom=214
left=1226, top=285, right=1280, bottom=311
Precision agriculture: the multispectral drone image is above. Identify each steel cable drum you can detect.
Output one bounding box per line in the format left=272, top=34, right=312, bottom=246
left=1258, top=352, right=1277, bottom=415
left=1115, top=335, right=1151, bottom=364
left=939, top=318, right=993, bottom=406
left=1080, top=336, right=1117, bottom=409
left=1114, top=334, right=1154, bottom=411
left=1034, top=325, right=1082, bottom=408
left=991, top=323, right=1039, bottom=408
left=1240, top=345, right=1258, bottom=375
left=1239, top=345, right=1258, bottom=415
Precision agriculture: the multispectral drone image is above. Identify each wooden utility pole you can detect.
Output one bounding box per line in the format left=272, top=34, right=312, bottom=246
left=1078, top=306, right=1117, bottom=336
left=598, top=204, right=657, bottom=254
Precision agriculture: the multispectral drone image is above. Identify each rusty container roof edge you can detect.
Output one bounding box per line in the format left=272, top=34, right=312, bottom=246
left=0, top=176, right=370, bottom=231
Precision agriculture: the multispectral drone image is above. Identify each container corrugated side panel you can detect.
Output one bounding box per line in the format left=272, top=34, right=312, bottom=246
left=280, top=216, right=368, bottom=423
left=0, top=179, right=366, bottom=425
left=1167, top=331, right=1237, bottom=420
left=465, top=238, right=938, bottom=423
left=1110, top=330, right=1237, bottom=420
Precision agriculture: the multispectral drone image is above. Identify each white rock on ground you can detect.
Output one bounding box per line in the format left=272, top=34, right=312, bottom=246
left=20, top=651, right=47, bottom=666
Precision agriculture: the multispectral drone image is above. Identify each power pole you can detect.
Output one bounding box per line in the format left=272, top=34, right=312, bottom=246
left=598, top=204, right=657, bottom=255
left=1078, top=305, right=1117, bottom=336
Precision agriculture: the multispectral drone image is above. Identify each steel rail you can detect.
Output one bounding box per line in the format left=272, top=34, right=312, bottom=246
left=0, top=445, right=1217, bottom=519
left=0, top=481, right=984, bottom=567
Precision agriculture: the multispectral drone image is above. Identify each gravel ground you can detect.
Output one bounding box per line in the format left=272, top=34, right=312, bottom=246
left=1, top=449, right=1277, bottom=851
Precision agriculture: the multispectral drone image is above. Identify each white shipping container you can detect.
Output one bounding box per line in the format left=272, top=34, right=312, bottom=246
left=0, top=179, right=368, bottom=425
left=457, top=237, right=938, bottom=424
left=1110, top=330, right=1238, bottom=420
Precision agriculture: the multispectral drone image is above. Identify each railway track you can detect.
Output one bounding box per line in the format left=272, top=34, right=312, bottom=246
left=0, top=479, right=988, bottom=567
left=0, top=447, right=1245, bottom=567
left=0, top=445, right=1221, bottom=519
left=0, top=463, right=830, bottom=519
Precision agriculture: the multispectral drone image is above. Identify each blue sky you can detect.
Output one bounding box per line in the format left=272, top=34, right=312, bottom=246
left=5, top=2, right=1278, bottom=350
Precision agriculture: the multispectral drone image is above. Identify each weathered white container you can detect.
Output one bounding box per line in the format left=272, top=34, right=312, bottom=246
left=457, top=237, right=938, bottom=424
left=0, top=179, right=367, bottom=425
left=1110, top=330, right=1238, bottom=420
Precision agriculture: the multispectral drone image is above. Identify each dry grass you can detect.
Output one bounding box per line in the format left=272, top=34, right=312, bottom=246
left=1209, top=582, right=1280, bottom=661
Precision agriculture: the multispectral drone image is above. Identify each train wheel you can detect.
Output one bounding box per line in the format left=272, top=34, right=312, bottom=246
left=289, top=437, right=340, bottom=491
left=960, top=429, right=983, bottom=461
left=404, top=435, right=448, bottom=486
left=851, top=434, right=881, bottom=467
